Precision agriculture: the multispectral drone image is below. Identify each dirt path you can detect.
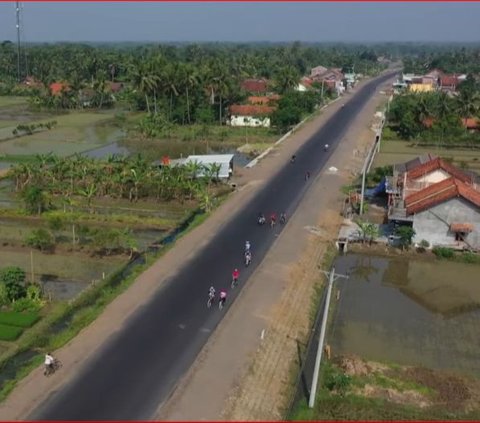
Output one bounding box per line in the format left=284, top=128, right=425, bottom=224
left=157, top=82, right=392, bottom=421
left=0, top=76, right=391, bottom=420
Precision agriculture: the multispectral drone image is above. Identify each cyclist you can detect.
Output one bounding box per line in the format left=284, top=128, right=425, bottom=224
left=258, top=213, right=266, bottom=225
left=207, top=286, right=216, bottom=307
left=324, top=144, right=329, bottom=151
left=245, top=240, right=251, bottom=252
left=44, top=353, right=55, bottom=375
left=280, top=212, right=287, bottom=224
left=270, top=212, right=277, bottom=227
left=290, top=155, right=296, bottom=163
left=304, top=171, right=311, bottom=181
left=219, top=289, right=227, bottom=309
left=209, top=286, right=216, bottom=298
left=232, top=268, right=240, bottom=284
left=245, top=250, right=252, bottom=266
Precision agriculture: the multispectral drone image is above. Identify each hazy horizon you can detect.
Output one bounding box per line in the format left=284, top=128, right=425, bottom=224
left=1, top=2, right=479, bottom=44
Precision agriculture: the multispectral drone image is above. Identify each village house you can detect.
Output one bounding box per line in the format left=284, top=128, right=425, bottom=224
left=310, top=67, right=345, bottom=95
left=387, top=157, right=480, bottom=251
left=49, top=82, right=70, bottom=96
left=310, top=66, right=328, bottom=79
left=241, top=79, right=268, bottom=94
left=247, top=95, right=280, bottom=105
left=227, top=104, right=275, bottom=127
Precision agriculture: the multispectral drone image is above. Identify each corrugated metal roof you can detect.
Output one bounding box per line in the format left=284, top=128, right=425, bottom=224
left=185, top=155, right=234, bottom=179
left=186, top=154, right=234, bottom=164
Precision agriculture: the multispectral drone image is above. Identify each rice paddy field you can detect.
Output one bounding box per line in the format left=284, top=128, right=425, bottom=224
left=373, top=138, right=480, bottom=173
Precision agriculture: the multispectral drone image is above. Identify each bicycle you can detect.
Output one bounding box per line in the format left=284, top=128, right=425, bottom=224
left=219, top=297, right=226, bottom=310
left=207, top=292, right=215, bottom=308
left=44, top=358, right=62, bottom=377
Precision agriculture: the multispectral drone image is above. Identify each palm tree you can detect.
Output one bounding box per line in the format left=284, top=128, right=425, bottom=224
left=274, top=65, right=300, bottom=94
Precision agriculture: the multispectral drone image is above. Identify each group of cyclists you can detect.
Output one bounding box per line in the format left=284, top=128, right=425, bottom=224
left=207, top=143, right=331, bottom=311
left=257, top=212, right=287, bottom=227
left=207, top=240, right=253, bottom=310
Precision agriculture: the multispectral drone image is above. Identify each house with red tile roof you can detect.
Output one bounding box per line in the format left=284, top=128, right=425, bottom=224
left=247, top=95, right=280, bottom=105
left=49, top=82, right=70, bottom=96
left=387, top=156, right=480, bottom=250
left=228, top=104, right=275, bottom=127
left=405, top=176, right=480, bottom=250
left=241, top=79, right=268, bottom=94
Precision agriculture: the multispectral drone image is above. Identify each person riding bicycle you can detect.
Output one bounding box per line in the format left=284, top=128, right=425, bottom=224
left=232, top=268, right=240, bottom=283
left=44, top=353, right=55, bottom=375
left=324, top=144, right=329, bottom=151
left=280, top=212, right=287, bottom=224
left=270, top=213, right=277, bottom=225
left=258, top=213, right=266, bottom=225
left=245, top=250, right=252, bottom=265
left=245, top=240, right=251, bottom=252
left=290, top=155, right=296, bottom=163
left=219, top=289, right=227, bottom=307
left=209, top=286, right=216, bottom=298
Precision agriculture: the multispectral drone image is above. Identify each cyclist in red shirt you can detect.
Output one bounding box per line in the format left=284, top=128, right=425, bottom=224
left=232, top=268, right=240, bottom=287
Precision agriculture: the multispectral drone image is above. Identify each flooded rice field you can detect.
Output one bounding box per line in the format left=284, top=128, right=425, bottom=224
left=330, top=253, right=480, bottom=377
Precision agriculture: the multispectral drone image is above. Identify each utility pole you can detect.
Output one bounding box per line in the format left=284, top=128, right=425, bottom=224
left=308, top=267, right=348, bottom=409
left=16, top=1, right=22, bottom=82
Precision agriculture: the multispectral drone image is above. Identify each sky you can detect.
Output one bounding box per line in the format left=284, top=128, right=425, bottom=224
left=0, top=2, right=479, bottom=43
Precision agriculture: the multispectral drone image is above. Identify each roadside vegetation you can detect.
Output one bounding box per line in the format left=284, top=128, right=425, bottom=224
left=289, top=355, right=480, bottom=421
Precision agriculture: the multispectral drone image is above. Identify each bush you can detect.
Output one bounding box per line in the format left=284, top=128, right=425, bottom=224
left=0, top=266, right=26, bottom=301
left=432, top=246, right=454, bottom=259
left=0, top=324, right=24, bottom=341
left=12, top=297, right=43, bottom=313
left=460, top=252, right=480, bottom=264
left=25, top=228, right=55, bottom=251
left=0, top=311, right=40, bottom=328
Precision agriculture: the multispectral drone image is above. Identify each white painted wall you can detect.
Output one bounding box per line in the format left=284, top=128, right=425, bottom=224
left=229, top=115, right=271, bottom=128
left=412, top=197, right=480, bottom=250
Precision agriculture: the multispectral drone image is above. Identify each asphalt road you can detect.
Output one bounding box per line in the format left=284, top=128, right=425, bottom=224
left=32, top=72, right=394, bottom=420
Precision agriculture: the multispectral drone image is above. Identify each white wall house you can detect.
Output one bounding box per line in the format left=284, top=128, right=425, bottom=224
left=229, top=115, right=271, bottom=128
left=228, top=105, right=274, bottom=128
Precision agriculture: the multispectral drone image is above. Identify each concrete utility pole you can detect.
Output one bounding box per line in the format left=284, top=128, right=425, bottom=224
left=308, top=267, right=348, bottom=409
left=16, top=1, right=22, bottom=82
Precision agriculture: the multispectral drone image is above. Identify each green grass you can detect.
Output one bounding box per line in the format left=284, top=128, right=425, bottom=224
left=0, top=96, right=28, bottom=108
left=0, top=324, right=24, bottom=341
left=0, top=312, right=40, bottom=328
left=375, top=139, right=480, bottom=173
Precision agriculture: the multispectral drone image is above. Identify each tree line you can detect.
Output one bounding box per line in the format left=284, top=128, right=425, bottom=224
left=0, top=42, right=386, bottom=126
left=386, top=76, right=480, bottom=144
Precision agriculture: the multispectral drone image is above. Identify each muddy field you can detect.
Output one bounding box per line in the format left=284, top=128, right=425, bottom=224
left=329, top=253, right=480, bottom=377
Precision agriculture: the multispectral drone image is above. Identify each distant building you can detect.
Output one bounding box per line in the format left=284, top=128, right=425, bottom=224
left=228, top=104, right=275, bottom=128
left=241, top=79, right=268, bottom=94
left=167, top=154, right=234, bottom=180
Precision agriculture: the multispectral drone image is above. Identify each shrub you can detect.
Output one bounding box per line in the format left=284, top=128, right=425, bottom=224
left=432, top=246, right=454, bottom=259
left=0, top=324, right=23, bottom=341
left=461, top=251, right=480, bottom=264
left=0, top=266, right=26, bottom=301
left=0, top=311, right=40, bottom=328
left=25, top=228, right=55, bottom=251
left=324, top=367, right=351, bottom=395
left=12, top=297, right=43, bottom=313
